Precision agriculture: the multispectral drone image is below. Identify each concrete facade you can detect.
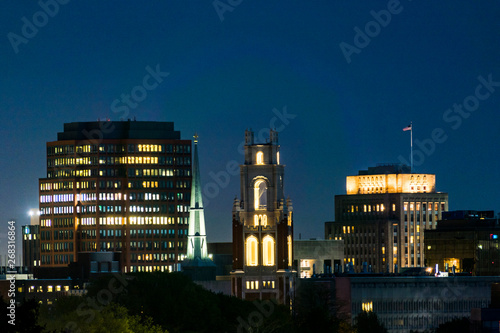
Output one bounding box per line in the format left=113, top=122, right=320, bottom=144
left=293, top=239, right=344, bottom=277
left=336, top=275, right=500, bottom=333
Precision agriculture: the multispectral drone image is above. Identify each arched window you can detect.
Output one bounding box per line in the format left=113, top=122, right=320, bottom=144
left=254, top=179, right=267, bottom=210
left=256, top=151, right=264, bottom=165
left=246, top=236, right=258, bottom=266
left=262, top=235, right=275, bottom=266
left=253, top=214, right=268, bottom=227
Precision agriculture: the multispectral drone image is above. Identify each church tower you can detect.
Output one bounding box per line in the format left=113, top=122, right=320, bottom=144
left=182, top=134, right=215, bottom=280
left=231, top=129, right=295, bottom=306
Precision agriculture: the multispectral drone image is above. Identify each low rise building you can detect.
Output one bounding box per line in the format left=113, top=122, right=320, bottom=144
left=335, top=275, right=500, bottom=333
left=293, top=239, right=344, bottom=278
left=425, top=210, right=499, bottom=275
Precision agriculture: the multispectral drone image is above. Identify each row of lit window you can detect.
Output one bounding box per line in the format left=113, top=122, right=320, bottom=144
left=40, top=218, right=74, bottom=228
left=347, top=203, right=391, bottom=213
left=40, top=194, right=74, bottom=203
left=132, top=253, right=177, bottom=262
left=41, top=180, right=188, bottom=192
left=128, top=216, right=188, bottom=225
left=404, top=202, right=445, bottom=212
left=48, top=144, right=191, bottom=156
left=42, top=242, right=74, bottom=252
left=362, top=301, right=373, bottom=312
left=40, top=206, right=74, bottom=215
left=41, top=254, right=73, bottom=264
left=24, top=285, right=70, bottom=293
left=126, top=265, right=179, bottom=273
left=47, top=166, right=188, bottom=179
left=344, top=258, right=356, bottom=265
left=75, top=192, right=188, bottom=202
left=40, top=182, right=74, bottom=191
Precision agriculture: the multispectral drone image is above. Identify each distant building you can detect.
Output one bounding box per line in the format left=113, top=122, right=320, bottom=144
left=293, top=239, right=344, bottom=277
left=22, top=225, right=40, bottom=273
left=325, top=164, right=448, bottom=273
left=231, top=129, right=295, bottom=305
left=425, top=210, right=499, bottom=275
left=39, top=121, right=191, bottom=273
left=22, top=209, right=41, bottom=273
left=207, top=242, right=233, bottom=277
left=335, top=275, right=500, bottom=333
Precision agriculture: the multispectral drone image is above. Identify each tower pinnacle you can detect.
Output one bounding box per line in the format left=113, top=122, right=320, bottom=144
left=186, top=133, right=208, bottom=259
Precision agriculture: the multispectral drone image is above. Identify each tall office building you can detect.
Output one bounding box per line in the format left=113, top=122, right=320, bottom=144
left=39, top=121, right=191, bottom=273
left=231, top=129, right=295, bottom=305
left=325, top=164, right=448, bottom=273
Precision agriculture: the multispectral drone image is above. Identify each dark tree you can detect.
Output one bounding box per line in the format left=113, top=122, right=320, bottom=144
left=354, top=311, right=387, bottom=333
left=0, top=296, right=44, bottom=333
left=435, top=317, right=470, bottom=333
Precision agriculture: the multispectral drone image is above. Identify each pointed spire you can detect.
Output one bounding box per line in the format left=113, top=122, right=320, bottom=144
left=191, top=133, right=203, bottom=210
left=186, top=133, right=208, bottom=259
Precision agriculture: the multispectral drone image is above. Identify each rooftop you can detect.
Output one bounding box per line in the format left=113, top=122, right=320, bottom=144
left=56, top=120, right=181, bottom=141
left=358, top=163, right=411, bottom=175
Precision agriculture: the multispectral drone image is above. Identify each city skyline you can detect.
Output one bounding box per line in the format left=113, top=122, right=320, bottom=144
left=1, top=2, right=499, bottom=260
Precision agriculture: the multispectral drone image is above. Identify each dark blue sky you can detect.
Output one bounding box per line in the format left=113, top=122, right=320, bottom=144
left=1, top=2, right=499, bottom=260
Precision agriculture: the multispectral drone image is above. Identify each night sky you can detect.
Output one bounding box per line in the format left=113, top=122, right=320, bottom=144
left=1, top=2, right=499, bottom=263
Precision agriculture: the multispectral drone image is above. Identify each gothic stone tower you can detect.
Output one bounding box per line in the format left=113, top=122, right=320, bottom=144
left=231, top=129, right=295, bottom=306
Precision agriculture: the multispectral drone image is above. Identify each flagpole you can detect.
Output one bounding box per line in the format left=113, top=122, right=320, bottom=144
left=410, top=122, right=413, bottom=173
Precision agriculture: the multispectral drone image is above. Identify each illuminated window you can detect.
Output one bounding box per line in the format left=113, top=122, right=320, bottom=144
left=254, top=179, right=267, bottom=210
left=47, top=286, right=53, bottom=292
left=254, top=214, right=267, bottom=226
left=287, top=235, right=292, bottom=266
left=277, top=151, right=280, bottom=165
left=392, top=203, right=396, bottom=211
left=362, top=301, right=373, bottom=312
left=262, top=235, right=275, bottom=266
left=256, top=151, right=264, bottom=165
left=246, top=236, right=258, bottom=266
left=444, top=258, right=460, bottom=271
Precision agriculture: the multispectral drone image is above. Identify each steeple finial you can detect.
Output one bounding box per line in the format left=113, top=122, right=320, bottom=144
left=193, top=132, right=199, bottom=144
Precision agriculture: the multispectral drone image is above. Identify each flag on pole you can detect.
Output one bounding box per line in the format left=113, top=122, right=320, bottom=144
left=403, top=124, right=412, bottom=131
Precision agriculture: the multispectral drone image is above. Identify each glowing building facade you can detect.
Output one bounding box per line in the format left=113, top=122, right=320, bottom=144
left=231, top=129, right=295, bottom=305
left=325, top=164, right=448, bottom=273
left=39, top=121, right=191, bottom=273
